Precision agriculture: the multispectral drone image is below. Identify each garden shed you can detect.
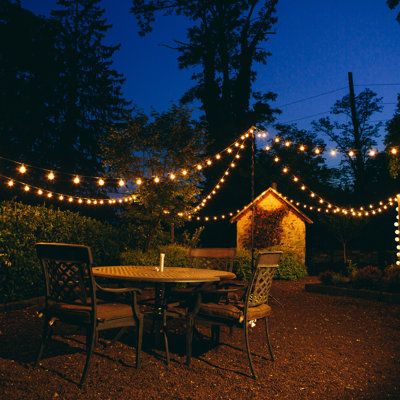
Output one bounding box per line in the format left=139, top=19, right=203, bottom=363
left=231, top=187, right=313, bottom=263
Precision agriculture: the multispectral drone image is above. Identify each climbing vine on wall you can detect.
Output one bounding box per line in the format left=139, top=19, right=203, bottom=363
left=242, top=206, right=288, bottom=250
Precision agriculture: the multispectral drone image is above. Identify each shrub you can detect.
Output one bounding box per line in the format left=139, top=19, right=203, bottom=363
left=319, top=271, right=349, bottom=286
left=383, top=265, right=400, bottom=292
left=275, top=252, right=308, bottom=280
left=120, top=244, right=190, bottom=267
left=0, top=201, right=120, bottom=303
left=234, top=249, right=307, bottom=281
left=353, top=266, right=383, bottom=289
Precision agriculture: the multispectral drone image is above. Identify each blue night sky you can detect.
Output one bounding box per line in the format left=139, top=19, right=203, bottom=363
left=23, top=0, right=400, bottom=141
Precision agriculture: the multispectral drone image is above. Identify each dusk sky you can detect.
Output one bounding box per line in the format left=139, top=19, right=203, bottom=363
left=23, top=0, right=400, bottom=142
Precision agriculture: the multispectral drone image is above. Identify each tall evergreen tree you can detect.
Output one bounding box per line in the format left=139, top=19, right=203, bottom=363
left=51, top=0, right=131, bottom=185
left=0, top=0, right=59, bottom=165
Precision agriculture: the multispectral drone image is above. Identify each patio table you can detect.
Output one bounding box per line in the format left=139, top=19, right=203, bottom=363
left=92, top=266, right=236, bottom=362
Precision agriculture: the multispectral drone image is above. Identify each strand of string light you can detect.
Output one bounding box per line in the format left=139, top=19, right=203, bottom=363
left=187, top=191, right=398, bottom=222
left=192, top=142, right=245, bottom=213
left=191, top=133, right=252, bottom=214
left=0, top=129, right=255, bottom=187
left=268, top=151, right=400, bottom=216
left=264, top=135, right=399, bottom=159
left=0, top=174, right=137, bottom=206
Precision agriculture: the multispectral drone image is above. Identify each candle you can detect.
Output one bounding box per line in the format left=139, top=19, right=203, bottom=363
left=160, top=253, right=165, bottom=272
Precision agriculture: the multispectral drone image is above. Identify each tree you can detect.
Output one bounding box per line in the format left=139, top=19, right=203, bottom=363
left=256, top=124, right=336, bottom=201
left=131, top=1, right=280, bottom=217
left=387, top=0, right=400, bottom=23
left=0, top=0, right=59, bottom=167
left=385, top=94, right=400, bottom=178
left=131, top=0, right=279, bottom=145
left=101, top=105, right=205, bottom=250
left=50, top=0, right=131, bottom=191
left=312, top=89, right=383, bottom=199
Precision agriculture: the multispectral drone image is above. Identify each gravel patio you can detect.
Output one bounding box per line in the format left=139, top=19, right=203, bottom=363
left=0, top=277, right=399, bottom=400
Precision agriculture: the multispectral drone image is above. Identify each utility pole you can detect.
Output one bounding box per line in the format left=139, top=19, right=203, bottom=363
left=347, top=72, right=365, bottom=196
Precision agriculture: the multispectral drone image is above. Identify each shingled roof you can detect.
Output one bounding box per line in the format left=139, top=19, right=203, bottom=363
left=230, top=187, right=313, bottom=224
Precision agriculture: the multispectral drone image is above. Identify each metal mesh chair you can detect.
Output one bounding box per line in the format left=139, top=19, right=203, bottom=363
left=35, top=243, right=143, bottom=387
left=186, top=251, right=282, bottom=378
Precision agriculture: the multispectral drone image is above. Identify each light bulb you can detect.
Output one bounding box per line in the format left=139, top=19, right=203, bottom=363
left=47, top=171, right=55, bottom=181
left=37, top=189, right=43, bottom=195
left=181, top=169, right=188, bottom=176
left=215, top=154, right=221, bottom=160
left=7, top=180, right=14, bottom=187
left=19, top=164, right=27, bottom=174
left=348, top=150, right=355, bottom=157
left=136, top=178, right=142, bottom=185
left=98, top=178, right=105, bottom=186
left=391, top=148, right=398, bottom=155
left=299, top=145, right=306, bottom=152
left=73, top=176, right=80, bottom=184
left=47, top=192, right=52, bottom=198
left=368, top=149, right=376, bottom=157
left=169, top=173, right=176, bottom=180
left=118, top=179, right=125, bottom=187
left=154, top=176, right=160, bottom=183
left=24, top=185, right=30, bottom=192
left=330, top=150, right=337, bottom=156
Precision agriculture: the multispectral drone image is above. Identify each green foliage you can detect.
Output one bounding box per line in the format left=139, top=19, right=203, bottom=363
left=353, top=266, right=383, bottom=289
left=102, top=105, right=205, bottom=250
left=241, top=206, right=288, bottom=250
left=319, top=270, right=349, bottom=286
left=383, top=264, right=400, bottom=291
left=120, top=245, right=190, bottom=267
left=234, top=248, right=307, bottom=281
left=274, top=252, right=308, bottom=280
left=0, top=201, right=120, bottom=303
left=312, top=89, right=383, bottom=196
left=181, top=227, right=204, bottom=248
left=385, top=95, right=400, bottom=178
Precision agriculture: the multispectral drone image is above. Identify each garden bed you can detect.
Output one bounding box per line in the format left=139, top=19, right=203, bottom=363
left=305, top=283, right=400, bottom=304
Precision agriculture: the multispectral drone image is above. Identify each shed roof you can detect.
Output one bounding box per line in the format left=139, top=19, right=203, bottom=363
left=230, top=187, right=313, bottom=224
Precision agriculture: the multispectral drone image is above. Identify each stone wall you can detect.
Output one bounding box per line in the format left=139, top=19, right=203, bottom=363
left=236, top=192, right=307, bottom=263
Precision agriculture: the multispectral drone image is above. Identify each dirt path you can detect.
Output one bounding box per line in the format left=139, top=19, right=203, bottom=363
left=1, top=277, right=399, bottom=399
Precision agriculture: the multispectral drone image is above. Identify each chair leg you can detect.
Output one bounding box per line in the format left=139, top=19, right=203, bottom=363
left=211, top=325, right=220, bottom=346
left=264, top=317, right=275, bottom=361
left=244, top=322, right=257, bottom=379
left=186, top=316, right=194, bottom=366
left=79, top=325, right=96, bottom=388
left=163, top=330, right=170, bottom=365
left=136, top=320, right=143, bottom=369
left=35, top=317, right=52, bottom=367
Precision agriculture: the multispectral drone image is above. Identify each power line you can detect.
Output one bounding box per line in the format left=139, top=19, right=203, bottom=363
left=276, top=87, right=347, bottom=108
left=355, top=83, right=400, bottom=87
left=279, top=110, right=331, bottom=124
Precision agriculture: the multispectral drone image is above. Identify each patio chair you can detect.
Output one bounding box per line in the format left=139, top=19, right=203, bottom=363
left=34, top=243, right=143, bottom=387
left=170, top=248, right=241, bottom=303
left=186, top=251, right=282, bottom=379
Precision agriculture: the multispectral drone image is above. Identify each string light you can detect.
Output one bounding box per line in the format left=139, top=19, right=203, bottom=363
left=18, top=165, right=27, bottom=174
left=73, top=176, right=80, bottom=184
left=118, top=179, right=125, bottom=187
left=47, top=171, right=55, bottom=181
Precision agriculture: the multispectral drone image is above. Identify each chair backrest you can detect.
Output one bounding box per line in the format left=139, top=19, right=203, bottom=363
left=189, top=248, right=236, bottom=272
left=35, top=243, right=96, bottom=308
left=245, top=251, right=282, bottom=308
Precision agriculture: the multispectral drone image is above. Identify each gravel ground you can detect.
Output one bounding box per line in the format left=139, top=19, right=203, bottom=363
left=0, top=276, right=399, bottom=400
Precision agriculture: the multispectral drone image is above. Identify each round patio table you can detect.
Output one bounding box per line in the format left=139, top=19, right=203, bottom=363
left=92, top=266, right=236, bottom=363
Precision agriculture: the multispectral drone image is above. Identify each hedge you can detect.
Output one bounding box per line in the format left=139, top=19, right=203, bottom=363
left=0, top=201, right=121, bottom=303
left=121, top=246, right=308, bottom=281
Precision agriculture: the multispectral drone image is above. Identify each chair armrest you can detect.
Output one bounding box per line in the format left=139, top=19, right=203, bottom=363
left=96, top=282, right=142, bottom=295
left=201, top=287, right=242, bottom=294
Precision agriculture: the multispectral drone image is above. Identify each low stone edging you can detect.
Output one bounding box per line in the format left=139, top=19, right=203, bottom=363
left=304, top=283, right=400, bottom=304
